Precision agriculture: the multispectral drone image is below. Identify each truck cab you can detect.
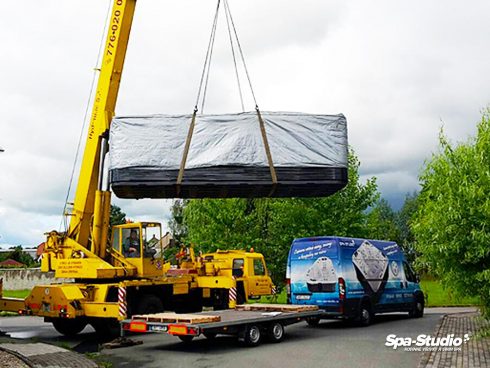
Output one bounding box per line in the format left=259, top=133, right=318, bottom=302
left=202, top=250, right=274, bottom=303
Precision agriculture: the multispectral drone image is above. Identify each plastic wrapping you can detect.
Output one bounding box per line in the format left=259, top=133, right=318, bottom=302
left=109, top=111, right=348, bottom=198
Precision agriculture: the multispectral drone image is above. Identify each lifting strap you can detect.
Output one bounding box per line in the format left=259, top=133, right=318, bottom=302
left=178, top=0, right=278, bottom=193
left=176, top=108, right=198, bottom=193
left=177, top=1, right=221, bottom=190
left=256, top=107, right=278, bottom=187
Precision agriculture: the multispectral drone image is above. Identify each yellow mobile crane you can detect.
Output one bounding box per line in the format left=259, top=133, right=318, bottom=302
left=0, top=0, right=273, bottom=336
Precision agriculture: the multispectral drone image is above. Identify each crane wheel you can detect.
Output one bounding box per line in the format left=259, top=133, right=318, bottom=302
left=52, top=318, right=87, bottom=336
left=91, top=319, right=120, bottom=338
left=137, top=294, right=164, bottom=315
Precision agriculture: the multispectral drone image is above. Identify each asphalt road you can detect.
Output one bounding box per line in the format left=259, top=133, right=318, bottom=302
left=0, top=308, right=476, bottom=368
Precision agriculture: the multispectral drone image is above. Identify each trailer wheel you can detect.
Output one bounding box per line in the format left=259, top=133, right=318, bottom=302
left=267, top=322, right=284, bottom=343
left=52, top=318, right=87, bottom=336
left=306, top=317, right=320, bottom=326
left=178, top=335, right=194, bottom=343
left=243, top=325, right=262, bottom=347
left=203, top=332, right=217, bottom=340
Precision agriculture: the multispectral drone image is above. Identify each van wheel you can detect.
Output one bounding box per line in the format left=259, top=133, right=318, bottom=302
left=306, top=317, right=320, bottom=326
left=267, top=322, right=284, bottom=343
left=409, top=296, right=424, bottom=318
left=358, top=303, right=372, bottom=326
left=243, top=325, right=262, bottom=347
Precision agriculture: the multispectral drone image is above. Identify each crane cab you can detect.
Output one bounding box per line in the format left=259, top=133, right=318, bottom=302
left=111, top=222, right=166, bottom=278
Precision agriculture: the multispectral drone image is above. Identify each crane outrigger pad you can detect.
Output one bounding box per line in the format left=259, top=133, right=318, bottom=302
left=109, top=111, right=348, bottom=198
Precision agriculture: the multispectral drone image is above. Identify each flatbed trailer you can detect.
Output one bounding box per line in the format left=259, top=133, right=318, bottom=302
left=121, top=305, right=322, bottom=347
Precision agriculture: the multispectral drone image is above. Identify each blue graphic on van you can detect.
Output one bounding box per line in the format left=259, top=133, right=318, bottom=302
left=287, top=236, right=423, bottom=320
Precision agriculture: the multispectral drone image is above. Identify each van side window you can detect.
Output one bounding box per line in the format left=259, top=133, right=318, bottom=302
left=403, top=262, right=416, bottom=282
left=233, top=259, right=244, bottom=277
left=253, top=259, right=265, bottom=276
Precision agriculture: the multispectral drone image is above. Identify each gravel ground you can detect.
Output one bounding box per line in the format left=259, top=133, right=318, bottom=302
left=0, top=350, right=30, bottom=368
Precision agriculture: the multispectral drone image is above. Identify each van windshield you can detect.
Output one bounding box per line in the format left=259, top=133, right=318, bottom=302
left=290, top=240, right=337, bottom=261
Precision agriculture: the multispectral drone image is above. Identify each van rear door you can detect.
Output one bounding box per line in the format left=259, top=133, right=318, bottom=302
left=288, top=238, right=340, bottom=308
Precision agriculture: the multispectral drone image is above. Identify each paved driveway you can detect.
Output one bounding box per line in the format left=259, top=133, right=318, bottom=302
left=0, top=308, right=476, bottom=368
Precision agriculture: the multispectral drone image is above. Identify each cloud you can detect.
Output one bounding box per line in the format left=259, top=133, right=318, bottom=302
left=1, top=0, right=490, bottom=245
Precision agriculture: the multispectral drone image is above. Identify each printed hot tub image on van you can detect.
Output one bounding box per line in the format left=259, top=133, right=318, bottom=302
left=352, top=240, right=389, bottom=294
left=306, top=256, right=338, bottom=292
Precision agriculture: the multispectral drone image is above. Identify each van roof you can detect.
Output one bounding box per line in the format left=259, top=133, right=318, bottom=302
left=291, top=236, right=404, bottom=260
left=293, top=236, right=397, bottom=246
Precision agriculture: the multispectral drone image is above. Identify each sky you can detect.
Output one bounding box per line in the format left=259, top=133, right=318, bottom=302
left=1, top=0, right=489, bottom=247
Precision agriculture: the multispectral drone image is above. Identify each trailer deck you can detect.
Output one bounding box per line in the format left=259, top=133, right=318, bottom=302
left=121, top=304, right=322, bottom=347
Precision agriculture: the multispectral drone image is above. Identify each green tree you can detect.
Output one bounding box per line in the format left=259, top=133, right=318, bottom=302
left=397, top=192, right=419, bottom=263
left=182, top=150, right=379, bottom=286
left=5, top=245, right=37, bottom=267
left=110, top=205, right=126, bottom=226
left=366, top=198, right=401, bottom=243
left=413, top=110, right=490, bottom=315
left=168, top=199, right=188, bottom=243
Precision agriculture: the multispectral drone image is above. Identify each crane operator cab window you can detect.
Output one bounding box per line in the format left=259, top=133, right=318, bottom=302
left=142, top=225, right=161, bottom=258
left=113, top=223, right=162, bottom=260
left=122, top=228, right=141, bottom=258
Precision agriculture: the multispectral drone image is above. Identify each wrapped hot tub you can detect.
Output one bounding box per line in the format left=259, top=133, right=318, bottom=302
left=109, top=111, right=348, bottom=199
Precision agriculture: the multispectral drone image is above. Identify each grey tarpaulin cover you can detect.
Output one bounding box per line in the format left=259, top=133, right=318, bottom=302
left=109, top=111, right=348, bottom=198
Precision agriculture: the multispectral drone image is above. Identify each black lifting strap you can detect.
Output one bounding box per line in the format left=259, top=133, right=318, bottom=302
left=256, top=106, right=278, bottom=190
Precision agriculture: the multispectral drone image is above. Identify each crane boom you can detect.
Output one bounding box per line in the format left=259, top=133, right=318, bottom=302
left=69, top=0, right=136, bottom=254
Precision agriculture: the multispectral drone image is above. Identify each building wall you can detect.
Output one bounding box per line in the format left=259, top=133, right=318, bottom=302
left=0, top=268, right=71, bottom=290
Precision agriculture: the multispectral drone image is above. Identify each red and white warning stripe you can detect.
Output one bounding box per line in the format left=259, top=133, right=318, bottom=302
left=272, top=285, right=277, bottom=295
left=118, top=286, right=127, bottom=318
left=229, top=286, right=237, bottom=302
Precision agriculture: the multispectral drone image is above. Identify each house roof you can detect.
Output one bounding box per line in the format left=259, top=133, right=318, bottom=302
left=36, top=242, right=45, bottom=256
left=0, top=259, right=25, bottom=267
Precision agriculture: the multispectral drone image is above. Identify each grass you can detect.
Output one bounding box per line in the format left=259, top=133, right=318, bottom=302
left=2, top=289, right=30, bottom=299
left=257, top=279, right=481, bottom=308
left=258, top=290, right=287, bottom=304
left=0, top=290, right=30, bottom=317
left=0, top=311, right=18, bottom=317
left=420, top=279, right=480, bottom=307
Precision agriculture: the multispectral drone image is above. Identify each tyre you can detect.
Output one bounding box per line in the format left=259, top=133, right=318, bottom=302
left=306, top=317, right=321, bottom=326
left=267, top=322, right=284, bottom=343
left=178, top=335, right=194, bottom=343
left=91, top=318, right=120, bottom=338
left=357, top=303, right=373, bottom=327
left=203, top=332, right=217, bottom=340
left=409, top=296, right=424, bottom=318
left=137, top=294, right=164, bottom=315
left=52, top=318, right=87, bottom=336
left=243, top=325, right=262, bottom=347
left=175, top=291, right=203, bottom=313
